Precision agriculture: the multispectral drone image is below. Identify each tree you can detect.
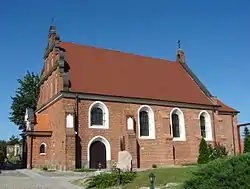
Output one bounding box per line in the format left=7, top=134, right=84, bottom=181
left=243, top=127, right=250, bottom=153
left=7, top=135, right=20, bottom=145
left=9, top=71, right=40, bottom=130
left=0, top=140, right=7, bottom=159
left=197, top=138, right=210, bottom=164
left=243, top=127, right=250, bottom=137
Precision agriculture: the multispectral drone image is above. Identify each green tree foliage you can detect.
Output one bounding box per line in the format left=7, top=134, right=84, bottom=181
left=9, top=71, right=40, bottom=130
left=197, top=138, right=210, bottom=164
left=244, top=127, right=250, bottom=153
left=0, top=139, right=7, bottom=159
left=244, top=127, right=250, bottom=137
left=208, top=142, right=228, bottom=161
left=183, top=153, right=250, bottom=189
left=7, top=135, right=20, bottom=145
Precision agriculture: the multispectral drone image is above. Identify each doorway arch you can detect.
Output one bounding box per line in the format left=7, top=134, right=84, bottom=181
left=87, top=136, right=111, bottom=169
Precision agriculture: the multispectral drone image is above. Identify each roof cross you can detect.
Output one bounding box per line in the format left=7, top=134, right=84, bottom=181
left=177, top=40, right=181, bottom=49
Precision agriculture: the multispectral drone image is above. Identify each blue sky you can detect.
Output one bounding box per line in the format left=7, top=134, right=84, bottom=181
left=0, top=0, right=249, bottom=140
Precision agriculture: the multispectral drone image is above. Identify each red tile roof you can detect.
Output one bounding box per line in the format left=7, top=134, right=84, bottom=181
left=60, top=42, right=214, bottom=106
left=216, top=99, right=238, bottom=113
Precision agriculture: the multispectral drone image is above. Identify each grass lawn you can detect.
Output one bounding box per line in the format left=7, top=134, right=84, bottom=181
left=72, top=166, right=197, bottom=189
left=122, top=166, right=196, bottom=189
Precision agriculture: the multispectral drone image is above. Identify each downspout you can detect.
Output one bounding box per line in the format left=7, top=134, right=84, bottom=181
left=74, top=94, right=80, bottom=169
left=231, top=114, right=236, bottom=155
left=29, top=136, right=33, bottom=169
left=212, top=110, right=216, bottom=145
left=237, top=125, right=241, bottom=153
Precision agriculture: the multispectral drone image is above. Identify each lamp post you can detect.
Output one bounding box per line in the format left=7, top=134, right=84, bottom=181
left=149, top=172, right=155, bottom=189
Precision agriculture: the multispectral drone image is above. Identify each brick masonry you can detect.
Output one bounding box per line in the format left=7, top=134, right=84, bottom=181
left=28, top=97, right=240, bottom=170
left=26, top=47, right=240, bottom=170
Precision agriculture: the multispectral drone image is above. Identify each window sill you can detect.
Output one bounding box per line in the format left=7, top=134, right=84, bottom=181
left=138, top=136, right=156, bottom=140
left=204, top=138, right=213, bottom=142
left=89, top=125, right=109, bottom=129
left=40, top=153, right=46, bottom=156
left=173, top=137, right=186, bottom=142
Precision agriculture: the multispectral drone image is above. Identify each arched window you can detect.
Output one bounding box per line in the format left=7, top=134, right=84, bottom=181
left=91, top=107, right=103, bottom=125
left=170, top=108, right=186, bottom=141
left=200, top=115, right=206, bottom=138
left=138, top=105, right=155, bottom=139
left=89, top=101, right=109, bottom=129
left=139, top=111, right=149, bottom=137
left=199, top=111, right=212, bottom=141
left=172, top=113, right=180, bottom=138
left=40, top=143, right=46, bottom=155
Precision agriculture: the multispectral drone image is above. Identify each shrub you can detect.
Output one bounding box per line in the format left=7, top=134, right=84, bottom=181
left=183, top=153, right=250, bottom=189
left=197, top=138, right=210, bottom=164
left=152, top=164, right=157, bottom=168
left=42, top=167, right=48, bottom=171
left=0, top=151, right=4, bottom=162
left=87, top=171, right=136, bottom=188
left=208, top=142, right=228, bottom=161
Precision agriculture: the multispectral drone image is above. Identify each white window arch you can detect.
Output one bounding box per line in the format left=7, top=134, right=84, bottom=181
left=88, top=101, right=109, bottom=129
left=40, top=143, right=46, bottom=155
left=170, top=108, right=186, bottom=141
left=198, top=111, right=212, bottom=141
left=138, top=105, right=155, bottom=139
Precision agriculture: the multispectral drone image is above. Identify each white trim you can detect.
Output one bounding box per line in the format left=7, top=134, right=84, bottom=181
left=88, top=101, right=109, bottom=129
left=39, top=142, right=47, bottom=155
left=87, top=135, right=111, bottom=161
left=198, top=110, right=213, bottom=141
left=170, top=108, right=186, bottom=141
left=138, top=105, right=155, bottom=139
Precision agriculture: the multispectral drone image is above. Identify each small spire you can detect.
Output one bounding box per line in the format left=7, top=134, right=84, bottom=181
left=48, top=17, right=56, bottom=36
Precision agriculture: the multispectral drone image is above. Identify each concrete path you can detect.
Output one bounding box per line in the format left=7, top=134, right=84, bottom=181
left=0, top=169, right=86, bottom=189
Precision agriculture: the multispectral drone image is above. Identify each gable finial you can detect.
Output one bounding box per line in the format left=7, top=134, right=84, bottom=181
left=177, top=40, right=181, bottom=49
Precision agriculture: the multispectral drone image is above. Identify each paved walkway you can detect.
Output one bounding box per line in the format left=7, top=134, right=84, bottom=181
left=0, top=169, right=87, bottom=189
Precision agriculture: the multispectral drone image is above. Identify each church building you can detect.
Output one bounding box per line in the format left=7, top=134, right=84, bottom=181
left=24, top=24, right=240, bottom=170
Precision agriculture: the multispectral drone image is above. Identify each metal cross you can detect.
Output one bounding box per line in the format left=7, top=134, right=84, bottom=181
left=177, top=40, right=181, bottom=49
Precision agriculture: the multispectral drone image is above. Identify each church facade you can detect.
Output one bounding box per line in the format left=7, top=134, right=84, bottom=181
left=24, top=25, right=240, bottom=170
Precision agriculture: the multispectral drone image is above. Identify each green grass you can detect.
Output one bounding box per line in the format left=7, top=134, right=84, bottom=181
left=122, top=167, right=196, bottom=189
left=72, top=166, right=197, bottom=189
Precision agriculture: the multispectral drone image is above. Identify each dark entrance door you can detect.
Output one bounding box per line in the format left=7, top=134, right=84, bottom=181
left=90, top=141, right=106, bottom=169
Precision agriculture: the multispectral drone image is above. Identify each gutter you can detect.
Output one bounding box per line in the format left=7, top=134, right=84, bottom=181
left=212, top=110, right=216, bottom=145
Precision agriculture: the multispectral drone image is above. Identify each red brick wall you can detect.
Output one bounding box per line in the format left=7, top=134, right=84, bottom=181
left=37, top=51, right=62, bottom=108
left=29, top=99, right=66, bottom=170
left=214, top=113, right=239, bottom=154
left=59, top=99, right=239, bottom=169
left=31, top=137, right=51, bottom=169
left=29, top=96, right=239, bottom=170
